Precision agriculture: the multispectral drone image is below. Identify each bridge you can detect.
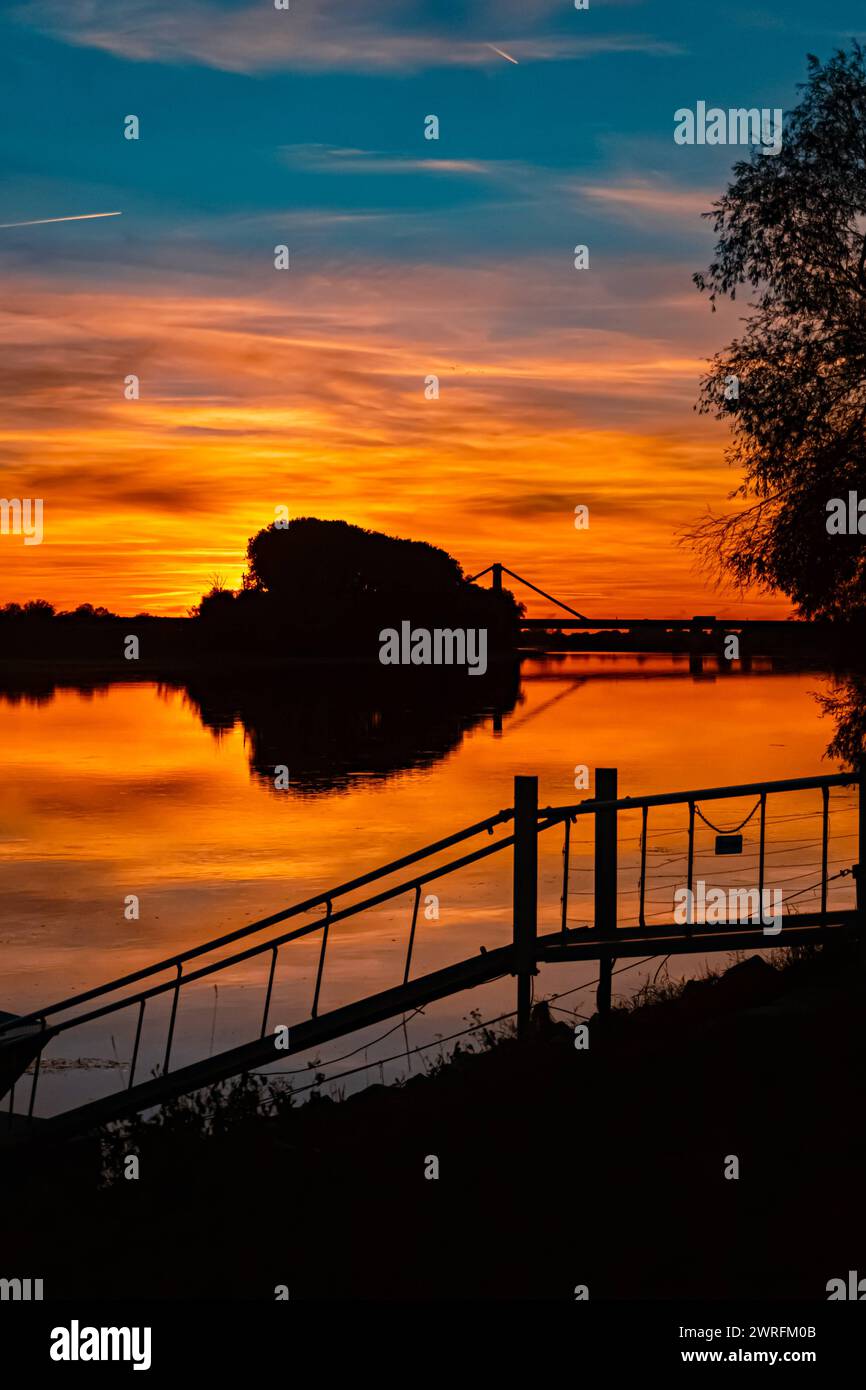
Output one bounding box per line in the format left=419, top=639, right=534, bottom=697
left=467, top=563, right=819, bottom=653
left=2, top=765, right=863, bottom=1142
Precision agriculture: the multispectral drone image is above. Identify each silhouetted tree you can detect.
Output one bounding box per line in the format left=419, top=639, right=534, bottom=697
left=0, top=601, right=120, bottom=622
left=816, top=674, right=866, bottom=763
left=193, top=586, right=237, bottom=621
left=689, top=43, right=866, bottom=622
left=197, top=518, right=521, bottom=658
left=63, top=604, right=115, bottom=620
left=245, top=518, right=464, bottom=604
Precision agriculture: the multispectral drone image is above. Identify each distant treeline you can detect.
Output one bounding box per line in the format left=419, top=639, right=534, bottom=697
left=1, top=601, right=134, bottom=620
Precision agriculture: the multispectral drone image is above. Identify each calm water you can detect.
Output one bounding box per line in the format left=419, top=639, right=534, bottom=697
left=0, top=655, right=858, bottom=1115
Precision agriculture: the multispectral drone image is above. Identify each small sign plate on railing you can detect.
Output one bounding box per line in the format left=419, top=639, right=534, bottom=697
left=715, top=834, right=743, bottom=855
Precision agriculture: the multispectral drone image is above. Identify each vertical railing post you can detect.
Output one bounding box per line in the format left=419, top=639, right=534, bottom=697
left=638, top=804, right=648, bottom=929
left=513, top=775, right=538, bottom=1040
left=858, top=762, right=866, bottom=964
left=560, top=816, right=572, bottom=941
left=403, top=884, right=422, bottom=985
left=163, top=963, right=182, bottom=1076
left=128, top=998, right=146, bottom=1090
left=758, top=792, right=767, bottom=909
left=311, top=900, right=332, bottom=1020
left=261, top=945, right=279, bottom=1039
left=820, top=786, right=830, bottom=922
left=595, top=768, right=618, bottom=1016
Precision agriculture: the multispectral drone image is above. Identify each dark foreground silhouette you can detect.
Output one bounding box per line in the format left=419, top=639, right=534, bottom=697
left=2, top=944, right=863, bottom=1299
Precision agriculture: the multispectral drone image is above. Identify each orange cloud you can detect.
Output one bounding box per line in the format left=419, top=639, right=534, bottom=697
left=0, top=257, right=787, bottom=619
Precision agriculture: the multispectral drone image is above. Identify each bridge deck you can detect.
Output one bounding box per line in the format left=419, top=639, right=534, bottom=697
left=520, top=617, right=807, bottom=629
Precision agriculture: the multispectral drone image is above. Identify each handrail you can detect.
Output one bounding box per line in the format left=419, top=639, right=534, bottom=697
left=0, top=805, right=515, bottom=1036
left=3, top=834, right=517, bottom=1045
left=544, top=771, right=855, bottom=821
left=38, top=832, right=517, bottom=1041
left=3, top=772, right=853, bottom=1038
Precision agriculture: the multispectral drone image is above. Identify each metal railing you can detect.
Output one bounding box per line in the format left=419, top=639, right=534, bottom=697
left=543, top=768, right=863, bottom=1009
left=2, top=767, right=863, bottom=1134
left=1, top=804, right=518, bottom=1122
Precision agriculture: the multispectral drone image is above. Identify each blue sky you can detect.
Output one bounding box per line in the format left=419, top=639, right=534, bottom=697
left=4, top=0, right=862, bottom=268
left=1, top=1, right=864, bottom=615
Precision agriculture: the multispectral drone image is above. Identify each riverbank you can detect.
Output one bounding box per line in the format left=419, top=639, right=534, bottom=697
left=0, top=614, right=854, bottom=670
left=2, top=942, right=863, bottom=1300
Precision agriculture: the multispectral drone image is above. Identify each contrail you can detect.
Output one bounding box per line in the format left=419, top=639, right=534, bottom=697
left=487, top=44, right=519, bottom=65
left=0, top=211, right=122, bottom=229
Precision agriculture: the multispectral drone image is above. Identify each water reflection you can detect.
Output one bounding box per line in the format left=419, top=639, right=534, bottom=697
left=0, top=654, right=857, bottom=1113
left=178, top=661, right=521, bottom=793
left=0, top=662, right=521, bottom=793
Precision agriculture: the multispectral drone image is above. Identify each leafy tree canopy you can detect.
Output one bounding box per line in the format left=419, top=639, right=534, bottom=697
left=690, top=43, right=866, bottom=621
left=245, top=517, right=465, bottom=603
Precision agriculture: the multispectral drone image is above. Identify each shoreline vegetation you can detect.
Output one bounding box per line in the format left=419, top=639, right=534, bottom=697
left=0, top=615, right=857, bottom=666
left=0, top=518, right=522, bottom=670
left=3, top=514, right=864, bottom=771
left=2, top=943, right=864, bottom=1299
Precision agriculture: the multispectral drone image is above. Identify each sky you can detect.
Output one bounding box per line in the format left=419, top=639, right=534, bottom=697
left=1, top=0, right=864, bottom=617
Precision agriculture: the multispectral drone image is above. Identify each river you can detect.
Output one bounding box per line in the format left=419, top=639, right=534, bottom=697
left=0, top=654, right=857, bottom=1117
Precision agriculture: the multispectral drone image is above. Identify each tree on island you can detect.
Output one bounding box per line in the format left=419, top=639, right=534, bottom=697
left=195, top=518, right=521, bottom=658
left=688, top=42, right=866, bottom=623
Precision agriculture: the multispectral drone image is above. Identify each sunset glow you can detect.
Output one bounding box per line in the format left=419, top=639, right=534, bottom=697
left=0, top=263, right=775, bottom=617
left=0, top=0, right=809, bottom=619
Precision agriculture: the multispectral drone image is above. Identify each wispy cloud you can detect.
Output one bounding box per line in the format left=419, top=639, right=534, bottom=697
left=278, top=146, right=497, bottom=178
left=14, top=0, right=683, bottom=73
left=575, top=177, right=716, bottom=219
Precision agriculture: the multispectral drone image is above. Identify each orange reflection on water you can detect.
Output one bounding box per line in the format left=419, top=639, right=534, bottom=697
left=0, top=656, right=856, bottom=1113
left=0, top=658, right=848, bottom=982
